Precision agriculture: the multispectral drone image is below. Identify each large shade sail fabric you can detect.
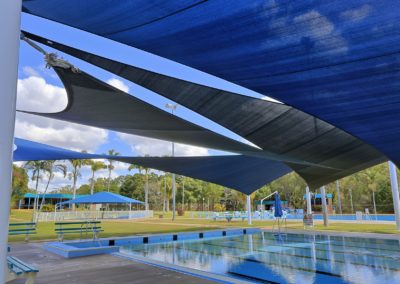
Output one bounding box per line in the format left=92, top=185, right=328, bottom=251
left=23, top=33, right=386, bottom=189
left=13, top=138, right=291, bottom=194
left=18, top=66, right=262, bottom=156
left=116, top=156, right=292, bottom=195
left=13, top=138, right=103, bottom=161
left=22, top=0, right=400, bottom=165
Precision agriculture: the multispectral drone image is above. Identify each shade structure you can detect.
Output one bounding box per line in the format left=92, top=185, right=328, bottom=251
left=22, top=33, right=387, bottom=189
left=18, top=66, right=265, bottom=158
left=13, top=137, right=103, bottom=161
left=116, top=155, right=292, bottom=195
left=59, top=191, right=143, bottom=205
left=22, top=0, right=400, bottom=165
left=274, top=193, right=283, bottom=218
left=13, top=138, right=292, bottom=194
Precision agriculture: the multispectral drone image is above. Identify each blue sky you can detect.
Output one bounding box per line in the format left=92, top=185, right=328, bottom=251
left=16, top=13, right=276, bottom=191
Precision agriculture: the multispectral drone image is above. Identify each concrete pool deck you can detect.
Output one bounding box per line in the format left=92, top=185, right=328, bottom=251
left=7, top=242, right=216, bottom=284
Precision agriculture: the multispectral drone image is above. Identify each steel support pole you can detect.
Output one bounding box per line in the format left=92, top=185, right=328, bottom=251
left=388, top=161, right=400, bottom=230
left=321, top=186, right=329, bottom=227
left=247, top=195, right=252, bottom=225
left=336, top=180, right=342, bottom=215
left=0, top=0, right=21, bottom=282
left=166, top=104, right=177, bottom=221
left=172, top=142, right=176, bottom=221
left=306, top=186, right=312, bottom=215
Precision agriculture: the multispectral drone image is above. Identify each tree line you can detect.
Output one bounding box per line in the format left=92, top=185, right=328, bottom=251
left=11, top=153, right=400, bottom=214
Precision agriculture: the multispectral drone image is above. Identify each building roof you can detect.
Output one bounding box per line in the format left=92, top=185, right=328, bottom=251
left=24, top=193, right=87, bottom=199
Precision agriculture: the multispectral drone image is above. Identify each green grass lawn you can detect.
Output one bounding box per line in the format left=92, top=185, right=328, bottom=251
left=286, top=222, right=400, bottom=234
left=7, top=210, right=400, bottom=243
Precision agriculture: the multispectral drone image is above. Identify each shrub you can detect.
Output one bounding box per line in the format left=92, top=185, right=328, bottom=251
left=214, top=204, right=226, bottom=212
left=177, top=208, right=185, bottom=216
left=41, top=204, right=55, bottom=212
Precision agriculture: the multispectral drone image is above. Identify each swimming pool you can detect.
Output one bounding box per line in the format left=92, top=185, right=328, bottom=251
left=119, top=231, right=400, bottom=283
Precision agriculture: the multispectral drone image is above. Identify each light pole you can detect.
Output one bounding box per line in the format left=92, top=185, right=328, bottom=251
left=305, top=186, right=312, bottom=215
left=321, top=186, right=329, bottom=227
left=165, top=103, right=177, bottom=221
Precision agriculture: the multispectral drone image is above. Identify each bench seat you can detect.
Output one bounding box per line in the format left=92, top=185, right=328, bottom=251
left=6, top=256, right=38, bottom=284
left=8, top=223, right=37, bottom=241
left=8, top=231, right=37, bottom=235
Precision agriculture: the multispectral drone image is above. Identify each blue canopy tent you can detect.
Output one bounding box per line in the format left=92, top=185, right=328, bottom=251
left=57, top=192, right=144, bottom=220
left=58, top=192, right=143, bottom=206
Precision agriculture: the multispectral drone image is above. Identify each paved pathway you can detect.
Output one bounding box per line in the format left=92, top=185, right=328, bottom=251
left=8, top=243, right=216, bottom=284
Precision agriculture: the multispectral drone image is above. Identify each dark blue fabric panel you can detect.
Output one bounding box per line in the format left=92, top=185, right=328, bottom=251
left=14, top=138, right=291, bottom=194
left=116, top=156, right=292, bottom=195
left=22, top=0, right=400, bottom=164
left=13, top=138, right=103, bottom=161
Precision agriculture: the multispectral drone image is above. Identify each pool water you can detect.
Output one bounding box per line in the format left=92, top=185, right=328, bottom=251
left=120, top=232, right=400, bottom=283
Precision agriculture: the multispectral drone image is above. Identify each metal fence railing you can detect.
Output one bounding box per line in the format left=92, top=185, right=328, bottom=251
left=34, top=210, right=153, bottom=222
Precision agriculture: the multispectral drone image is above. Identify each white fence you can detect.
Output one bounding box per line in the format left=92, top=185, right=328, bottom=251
left=34, top=210, right=153, bottom=222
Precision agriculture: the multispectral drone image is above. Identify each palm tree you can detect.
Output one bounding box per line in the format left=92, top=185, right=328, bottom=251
left=106, top=149, right=119, bottom=192
left=68, top=151, right=90, bottom=206
left=128, top=163, right=150, bottom=210
left=88, top=160, right=106, bottom=195
left=39, top=161, right=67, bottom=212
left=24, top=160, right=47, bottom=215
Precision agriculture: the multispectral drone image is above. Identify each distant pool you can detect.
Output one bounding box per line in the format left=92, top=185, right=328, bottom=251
left=287, top=214, right=395, bottom=221
left=120, top=232, right=400, bottom=283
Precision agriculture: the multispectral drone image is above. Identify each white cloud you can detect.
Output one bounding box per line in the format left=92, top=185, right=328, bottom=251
left=17, top=75, right=67, bottom=112
left=15, top=74, right=108, bottom=152
left=107, top=78, right=129, bottom=93
left=118, top=133, right=209, bottom=157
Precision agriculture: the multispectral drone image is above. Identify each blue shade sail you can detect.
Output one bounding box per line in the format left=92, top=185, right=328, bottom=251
left=13, top=138, right=292, bottom=194
left=22, top=0, right=400, bottom=165
left=18, top=66, right=264, bottom=157
left=13, top=138, right=103, bottom=161
left=116, top=155, right=292, bottom=195
left=21, top=32, right=386, bottom=189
